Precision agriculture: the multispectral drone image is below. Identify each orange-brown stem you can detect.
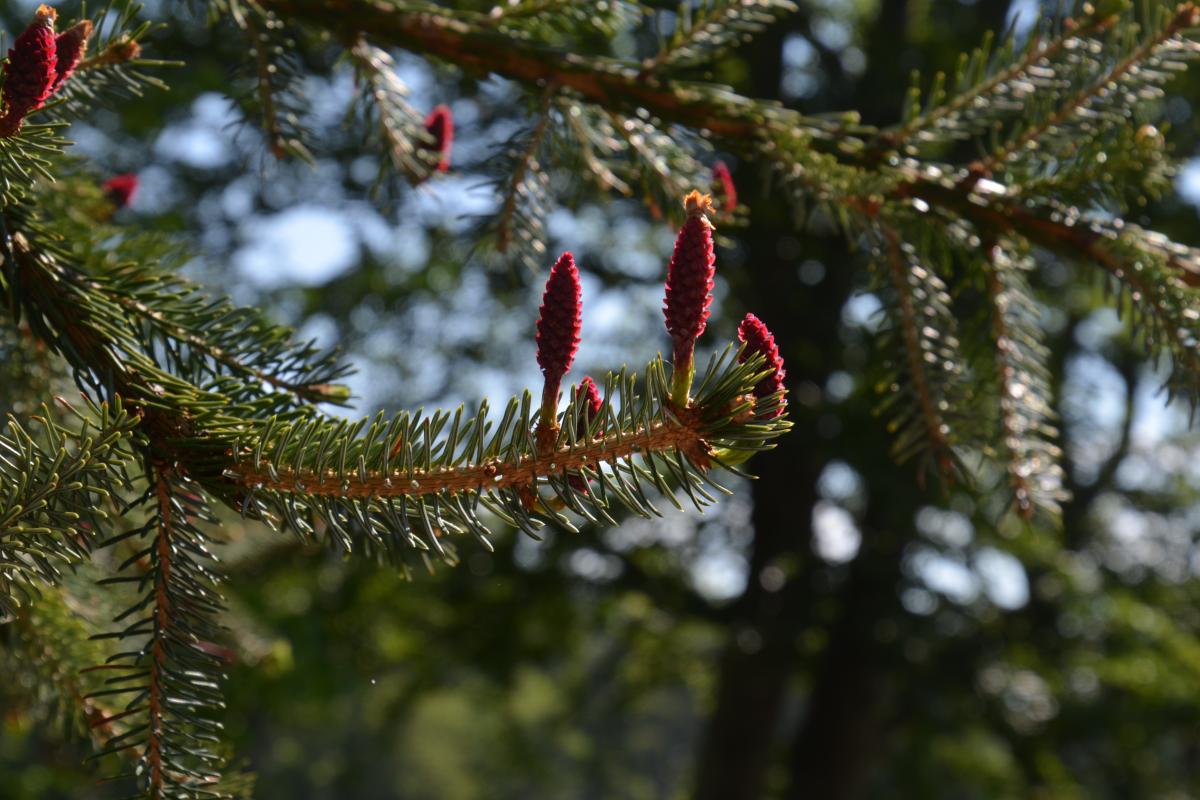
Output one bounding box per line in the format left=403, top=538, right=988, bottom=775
left=229, top=412, right=707, bottom=499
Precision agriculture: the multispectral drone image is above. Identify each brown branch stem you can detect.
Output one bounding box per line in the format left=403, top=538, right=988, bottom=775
left=256, top=0, right=1200, bottom=290
left=229, top=412, right=708, bottom=499
left=256, top=0, right=805, bottom=140
left=899, top=176, right=1200, bottom=287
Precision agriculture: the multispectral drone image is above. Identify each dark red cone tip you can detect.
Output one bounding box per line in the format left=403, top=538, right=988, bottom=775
left=737, top=313, right=787, bottom=418
left=712, top=161, right=737, bottom=211
left=50, top=19, right=92, bottom=94
left=536, top=252, right=582, bottom=382
left=103, top=173, right=138, bottom=208
left=423, top=104, right=454, bottom=172
left=0, top=5, right=57, bottom=134
left=663, top=191, right=716, bottom=362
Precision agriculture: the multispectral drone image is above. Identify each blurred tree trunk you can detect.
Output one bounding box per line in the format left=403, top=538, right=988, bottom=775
left=693, top=0, right=1017, bottom=796
left=692, top=20, right=849, bottom=795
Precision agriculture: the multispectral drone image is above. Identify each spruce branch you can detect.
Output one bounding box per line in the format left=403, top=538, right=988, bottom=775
left=348, top=37, right=441, bottom=188
left=977, top=2, right=1200, bottom=175
left=641, top=0, right=798, bottom=74
left=93, top=469, right=230, bottom=799
left=216, top=2, right=313, bottom=163
left=53, top=3, right=172, bottom=112
left=481, top=0, right=642, bottom=42
left=882, top=9, right=1117, bottom=152
left=255, top=0, right=840, bottom=141
left=495, top=87, right=556, bottom=257
left=608, top=110, right=713, bottom=222
left=557, top=98, right=631, bottom=195
left=217, top=349, right=788, bottom=567
left=228, top=400, right=706, bottom=499
left=0, top=400, right=136, bottom=614
left=875, top=224, right=964, bottom=481
left=985, top=244, right=1066, bottom=520
left=2, top=205, right=350, bottom=408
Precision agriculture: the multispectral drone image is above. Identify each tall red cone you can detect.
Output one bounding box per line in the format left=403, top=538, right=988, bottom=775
left=0, top=5, right=58, bottom=136
left=663, top=191, right=716, bottom=405
left=535, top=252, right=582, bottom=434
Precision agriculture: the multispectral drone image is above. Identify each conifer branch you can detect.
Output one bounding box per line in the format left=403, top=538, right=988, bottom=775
left=882, top=10, right=1116, bottom=149
left=878, top=225, right=959, bottom=479
left=228, top=407, right=706, bottom=498
left=985, top=244, right=1065, bottom=520
left=897, top=174, right=1200, bottom=288
left=0, top=401, right=135, bottom=612
left=244, top=13, right=289, bottom=161
left=559, top=98, right=631, bottom=196
left=978, top=3, right=1200, bottom=174
left=95, top=470, right=229, bottom=797
left=496, top=87, right=556, bottom=255
left=3, top=207, right=349, bottom=410
left=102, top=276, right=349, bottom=405
left=641, top=0, right=797, bottom=74
left=256, top=0, right=830, bottom=141
left=348, top=37, right=449, bottom=189
left=608, top=111, right=707, bottom=219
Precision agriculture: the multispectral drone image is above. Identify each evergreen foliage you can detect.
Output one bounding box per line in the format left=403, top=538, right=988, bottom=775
left=5, top=0, right=1200, bottom=796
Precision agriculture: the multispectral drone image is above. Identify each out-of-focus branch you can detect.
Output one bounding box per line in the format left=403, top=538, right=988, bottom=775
left=257, top=0, right=833, bottom=140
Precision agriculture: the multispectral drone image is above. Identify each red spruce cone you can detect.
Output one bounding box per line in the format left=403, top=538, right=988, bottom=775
left=103, top=173, right=138, bottom=209
left=575, top=376, right=603, bottom=438
left=423, top=104, right=453, bottom=173
left=568, top=376, right=604, bottom=492
left=50, top=19, right=92, bottom=94
left=536, top=252, right=582, bottom=383
left=711, top=161, right=737, bottom=212
left=737, top=313, right=786, bottom=418
left=663, top=191, right=716, bottom=366
left=0, top=5, right=57, bottom=136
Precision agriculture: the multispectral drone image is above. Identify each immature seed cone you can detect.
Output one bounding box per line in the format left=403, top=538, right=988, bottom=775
left=568, top=376, right=604, bottom=492
left=536, top=252, right=582, bottom=385
left=50, top=19, right=92, bottom=94
left=663, top=191, right=716, bottom=367
left=711, top=160, right=737, bottom=212
left=737, top=313, right=787, bottom=418
left=575, top=376, right=603, bottom=438
left=102, top=173, right=138, bottom=209
left=423, top=104, right=454, bottom=173
left=0, top=5, right=58, bottom=136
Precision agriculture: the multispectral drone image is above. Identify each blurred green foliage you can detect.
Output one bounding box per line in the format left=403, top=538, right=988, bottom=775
left=5, top=0, right=1200, bottom=797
